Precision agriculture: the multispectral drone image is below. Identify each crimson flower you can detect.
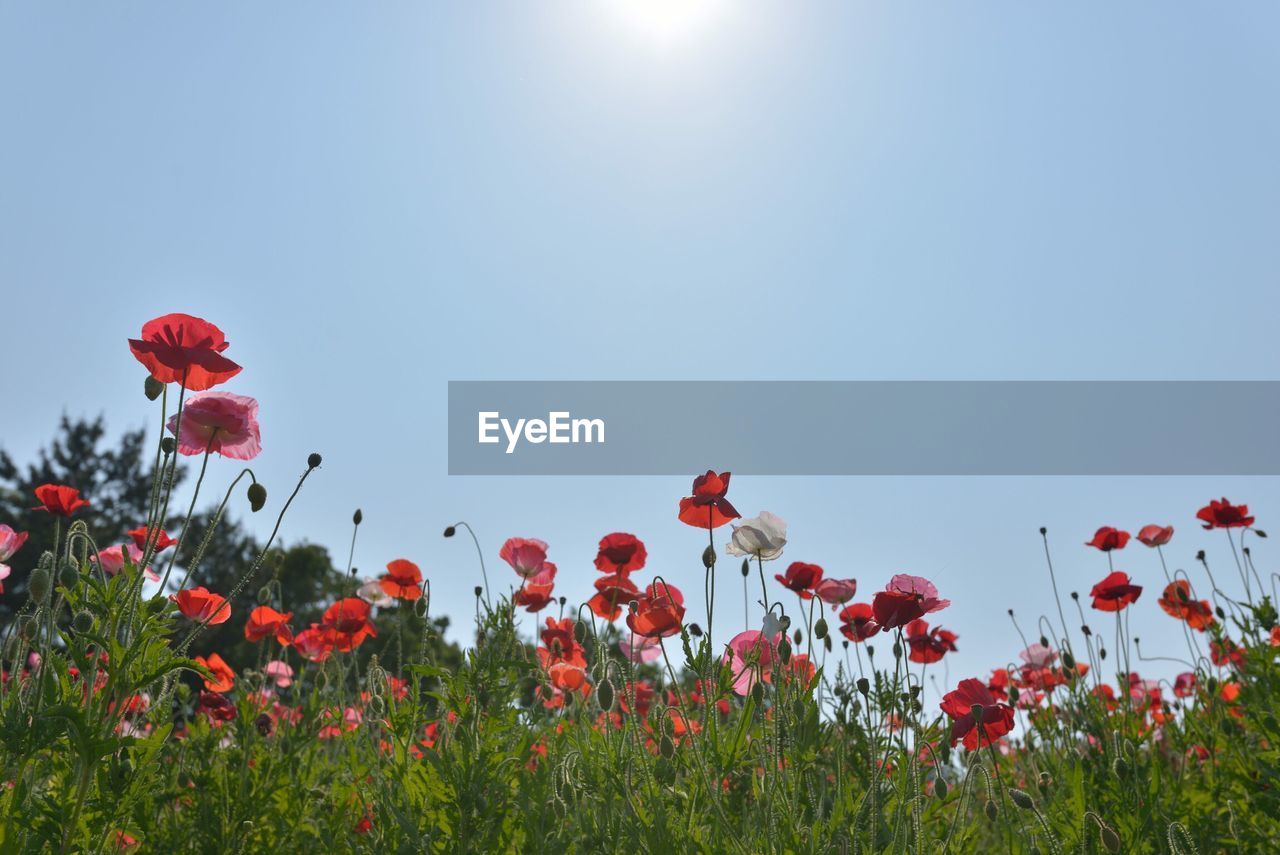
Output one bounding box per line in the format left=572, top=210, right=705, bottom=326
left=588, top=572, right=641, bottom=621
left=940, top=678, right=1015, bottom=750
left=33, top=484, right=90, bottom=516
left=513, top=584, right=555, bottom=613
left=197, top=691, right=237, bottom=723
left=540, top=617, right=582, bottom=663
left=1089, top=571, right=1142, bottom=612
left=626, top=582, right=686, bottom=638
left=127, top=526, right=176, bottom=552
left=677, top=471, right=740, bottom=529
left=379, top=558, right=424, bottom=601
left=871, top=574, right=950, bottom=630
left=1157, top=581, right=1214, bottom=631
left=1136, top=525, right=1174, bottom=547
left=838, top=602, right=878, bottom=642
left=321, top=598, right=377, bottom=651
left=1196, top=498, right=1254, bottom=530
left=594, top=532, right=647, bottom=573
left=1085, top=526, right=1130, bottom=551
left=245, top=606, right=294, bottom=645
left=128, top=313, right=242, bottom=391
left=499, top=537, right=550, bottom=578
left=1173, top=671, right=1197, bottom=699
left=905, top=619, right=958, bottom=664
left=171, top=587, right=231, bottom=624
left=775, top=562, right=824, bottom=599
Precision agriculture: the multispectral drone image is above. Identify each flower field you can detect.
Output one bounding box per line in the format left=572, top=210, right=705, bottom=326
left=2, top=314, right=1278, bottom=853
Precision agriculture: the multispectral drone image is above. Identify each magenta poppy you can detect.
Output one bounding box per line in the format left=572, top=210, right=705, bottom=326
left=167, top=391, right=261, bottom=460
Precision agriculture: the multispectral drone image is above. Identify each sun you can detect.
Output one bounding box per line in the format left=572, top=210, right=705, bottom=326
left=605, top=0, right=729, bottom=45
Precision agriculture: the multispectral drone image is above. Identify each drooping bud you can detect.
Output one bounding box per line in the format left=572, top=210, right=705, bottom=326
left=144, top=376, right=165, bottom=400
left=29, top=566, right=52, bottom=603
left=597, top=679, right=615, bottom=712
left=934, top=777, right=948, bottom=799
left=1099, top=825, right=1121, bottom=852
left=1009, top=788, right=1034, bottom=810
left=688, top=623, right=704, bottom=638
left=1061, top=650, right=1075, bottom=670
left=751, top=681, right=765, bottom=705
left=814, top=618, right=828, bottom=640
left=443, top=526, right=456, bottom=538
left=702, top=545, right=715, bottom=569
left=778, top=638, right=792, bottom=665
left=984, top=800, right=998, bottom=821
left=247, top=482, right=267, bottom=512
left=58, top=558, right=80, bottom=589
left=659, top=735, right=675, bottom=759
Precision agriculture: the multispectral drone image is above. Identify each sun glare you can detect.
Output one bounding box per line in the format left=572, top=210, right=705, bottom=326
left=606, top=0, right=728, bottom=45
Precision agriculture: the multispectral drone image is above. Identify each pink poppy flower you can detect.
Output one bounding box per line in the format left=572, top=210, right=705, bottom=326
left=499, top=537, right=550, bottom=579
left=872, top=574, right=950, bottom=629
left=1136, top=525, right=1174, bottom=547
left=722, top=630, right=781, bottom=696
left=264, top=660, right=294, bottom=688
left=0, top=524, right=25, bottom=594
left=814, top=577, right=858, bottom=605
left=619, top=633, right=663, bottom=665
left=167, top=391, right=261, bottom=460
left=93, top=544, right=159, bottom=583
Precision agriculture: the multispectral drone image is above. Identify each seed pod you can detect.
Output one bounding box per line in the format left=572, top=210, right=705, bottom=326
left=1009, top=788, right=1034, bottom=810
left=144, top=376, right=165, bottom=400
left=247, top=482, right=267, bottom=512
left=307, top=452, right=323, bottom=468
left=29, top=566, right=52, bottom=603
left=984, top=799, right=999, bottom=821
left=161, top=436, right=176, bottom=455
left=856, top=677, right=870, bottom=696
left=73, top=611, right=94, bottom=633
left=814, top=618, right=828, bottom=640
left=473, top=586, right=483, bottom=598
left=1099, top=825, right=1121, bottom=852
left=58, top=559, right=80, bottom=589
left=702, top=545, right=716, bottom=569
left=597, top=679, right=615, bottom=712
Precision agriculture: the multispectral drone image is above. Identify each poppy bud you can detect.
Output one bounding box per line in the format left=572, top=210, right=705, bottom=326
left=1039, top=635, right=1049, bottom=648
left=597, top=679, right=615, bottom=712
left=1061, top=651, right=1075, bottom=670
left=1009, top=788, right=1034, bottom=810
left=473, top=586, right=483, bottom=598
left=1099, top=825, right=1121, bottom=852
left=1112, top=757, right=1128, bottom=777
left=257, top=586, right=271, bottom=605
left=29, top=566, right=52, bottom=603
left=892, top=641, right=903, bottom=660
left=778, top=639, right=792, bottom=665
left=659, top=735, right=675, bottom=759
left=353, top=509, right=363, bottom=526
left=1099, top=647, right=1107, bottom=660
left=856, top=677, right=870, bottom=696
left=247, top=482, right=267, bottom=512
left=793, top=629, right=802, bottom=646
left=1255, top=529, right=1267, bottom=538
left=702, top=545, right=715, bottom=569
left=144, top=376, right=165, bottom=400
left=573, top=622, right=588, bottom=644
left=307, top=452, right=323, bottom=468
left=17, top=614, right=38, bottom=640
left=824, top=635, right=832, bottom=652
left=689, top=623, right=703, bottom=638
left=1009, top=687, right=1020, bottom=704
left=814, top=618, right=828, bottom=640
left=58, top=558, right=79, bottom=589
left=934, top=777, right=948, bottom=799
left=751, top=681, right=765, bottom=705
left=160, top=436, right=176, bottom=456
left=984, top=800, right=998, bottom=821
left=73, top=610, right=93, bottom=633
left=443, top=526, right=456, bottom=538
left=740, top=559, right=750, bottom=578
left=1215, top=605, right=1225, bottom=619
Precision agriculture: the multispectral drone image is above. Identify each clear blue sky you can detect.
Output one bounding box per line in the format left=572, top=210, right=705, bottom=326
left=2, top=2, right=1277, bottom=695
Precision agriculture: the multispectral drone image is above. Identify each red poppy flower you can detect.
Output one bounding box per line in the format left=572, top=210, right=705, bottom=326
left=127, top=526, right=176, bottom=552
left=677, top=471, right=741, bottom=529
left=619, top=680, right=656, bottom=716
left=594, top=532, right=647, bottom=573
left=128, top=313, right=242, bottom=391
left=193, top=652, right=235, bottom=692
left=33, top=484, right=91, bottom=517
left=871, top=574, right=950, bottom=630
left=775, top=562, right=824, bottom=599
left=379, top=559, right=423, bottom=601
left=1210, top=638, right=1245, bottom=669
left=940, top=678, right=1015, bottom=750
left=1156, top=580, right=1214, bottom=631
left=245, top=606, right=294, bottom=645
left=293, top=625, right=334, bottom=662
left=513, top=583, right=555, bottom=613
left=1196, top=498, right=1254, bottom=530
left=171, top=587, right=231, bottom=624
left=1085, top=526, right=1130, bottom=551
left=1136, top=525, right=1173, bottom=547
left=626, top=582, right=686, bottom=638
left=838, top=602, right=879, bottom=642
left=905, top=619, right=958, bottom=664
left=321, top=598, right=377, bottom=651
left=197, top=691, right=238, bottom=723
left=548, top=660, right=589, bottom=693
left=588, top=572, right=641, bottom=621
left=1089, top=571, right=1142, bottom=612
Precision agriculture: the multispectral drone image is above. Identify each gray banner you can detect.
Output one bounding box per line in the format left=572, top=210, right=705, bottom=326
left=447, top=381, right=1279, bottom=475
